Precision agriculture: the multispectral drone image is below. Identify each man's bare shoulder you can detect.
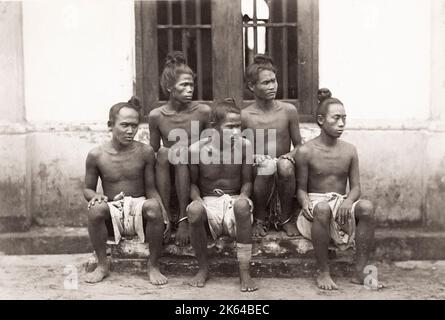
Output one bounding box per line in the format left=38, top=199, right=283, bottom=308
left=295, top=141, right=313, bottom=158
left=241, top=102, right=258, bottom=114
left=87, top=145, right=104, bottom=160
left=135, top=141, right=155, bottom=159
left=278, top=101, right=298, bottom=116
left=338, top=139, right=358, bottom=156
left=147, top=106, right=163, bottom=123
left=195, top=103, right=211, bottom=114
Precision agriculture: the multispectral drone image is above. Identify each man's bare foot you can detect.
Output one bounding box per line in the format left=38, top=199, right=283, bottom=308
left=253, top=220, right=267, bottom=237
left=185, top=269, right=208, bottom=288
left=239, top=268, right=258, bottom=292
left=148, top=265, right=168, bottom=285
left=282, top=221, right=300, bottom=237
left=85, top=263, right=110, bottom=284
left=316, top=272, right=338, bottom=290
left=175, top=221, right=190, bottom=246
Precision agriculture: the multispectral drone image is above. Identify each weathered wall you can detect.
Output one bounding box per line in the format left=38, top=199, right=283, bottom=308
left=1, top=0, right=445, bottom=231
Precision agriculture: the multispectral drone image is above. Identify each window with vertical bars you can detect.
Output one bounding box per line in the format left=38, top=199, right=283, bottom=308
left=136, top=0, right=318, bottom=122
left=157, top=0, right=212, bottom=101
left=242, top=0, right=298, bottom=100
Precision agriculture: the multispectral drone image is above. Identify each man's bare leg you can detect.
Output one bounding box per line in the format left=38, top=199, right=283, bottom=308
left=156, top=147, right=171, bottom=227
left=312, top=202, right=338, bottom=290
left=234, top=199, right=258, bottom=292
left=276, top=158, right=299, bottom=236
left=351, top=200, right=384, bottom=288
left=143, top=199, right=168, bottom=285
left=186, top=202, right=209, bottom=287
left=85, top=202, right=111, bottom=283
left=175, top=164, right=190, bottom=246
left=253, top=159, right=276, bottom=237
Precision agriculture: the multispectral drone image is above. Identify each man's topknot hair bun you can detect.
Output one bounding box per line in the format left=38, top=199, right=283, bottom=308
left=317, top=88, right=332, bottom=104
left=165, top=51, right=187, bottom=66
left=128, top=96, right=141, bottom=107
left=253, top=54, right=274, bottom=65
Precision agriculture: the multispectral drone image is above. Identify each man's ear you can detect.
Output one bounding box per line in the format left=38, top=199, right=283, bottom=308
left=247, top=81, right=254, bottom=93
left=107, top=121, right=113, bottom=131
left=316, top=115, right=324, bottom=127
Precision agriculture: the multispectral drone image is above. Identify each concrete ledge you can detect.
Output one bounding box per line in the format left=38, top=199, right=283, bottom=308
left=105, top=256, right=355, bottom=278
left=2, top=227, right=445, bottom=262
left=0, top=227, right=91, bottom=255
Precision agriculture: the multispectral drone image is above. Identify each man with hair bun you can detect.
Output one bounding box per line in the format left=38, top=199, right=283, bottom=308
left=241, top=54, right=302, bottom=237
left=83, top=97, right=169, bottom=285
left=294, top=89, right=383, bottom=290
left=148, top=51, right=211, bottom=246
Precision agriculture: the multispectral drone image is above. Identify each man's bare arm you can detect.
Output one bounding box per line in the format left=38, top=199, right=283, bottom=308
left=240, top=139, right=253, bottom=198
left=346, top=147, right=361, bottom=203
left=288, top=105, right=302, bottom=148
left=295, top=146, right=312, bottom=220
left=148, top=111, right=161, bottom=152
left=189, top=144, right=202, bottom=202
left=144, top=146, right=169, bottom=224
left=83, top=150, right=108, bottom=207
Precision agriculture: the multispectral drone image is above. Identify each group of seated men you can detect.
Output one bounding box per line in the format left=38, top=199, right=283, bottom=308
left=83, top=53, right=380, bottom=292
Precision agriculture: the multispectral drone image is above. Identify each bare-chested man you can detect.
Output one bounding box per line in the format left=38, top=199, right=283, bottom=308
left=148, top=52, right=211, bottom=246
left=294, top=89, right=382, bottom=290
left=241, top=54, right=302, bottom=237
left=83, top=97, right=168, bottom=285
left=186, top=98, right=257, bottom=292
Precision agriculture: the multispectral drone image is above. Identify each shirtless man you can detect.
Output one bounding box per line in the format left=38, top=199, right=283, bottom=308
left=294, top=89, right=380, bottom=290
left=83, top=97, right=168, bottom=285
left=186, top=98, right=257, bottom=292
left=148, top=52, right=211, bottom=246
left=241, top=54, right=302, bottom=237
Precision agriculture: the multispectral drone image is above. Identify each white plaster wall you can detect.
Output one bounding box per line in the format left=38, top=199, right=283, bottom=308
left=22, top=0, right=135, bottom=123
left=319, top=0, right=431, bottom=120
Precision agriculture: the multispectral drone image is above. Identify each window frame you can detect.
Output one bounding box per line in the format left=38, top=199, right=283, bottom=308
left=135, top=0, right=318, bottom=123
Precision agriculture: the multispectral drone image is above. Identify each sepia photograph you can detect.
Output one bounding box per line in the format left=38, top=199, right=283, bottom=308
left=0, top=0, right=444, bottom=305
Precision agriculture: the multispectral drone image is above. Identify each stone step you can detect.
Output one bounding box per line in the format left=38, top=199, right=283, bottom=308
left=2, top=227, right=445, bottom=261
left=84, top=256, right=355, bottom=278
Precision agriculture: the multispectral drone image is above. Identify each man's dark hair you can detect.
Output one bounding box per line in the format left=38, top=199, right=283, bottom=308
left=210, top=98, right=240, bottom=128
left=107, top=96, right=142, bottom=127
left=160, top=51, right=195, bottom=96
left=245, top=54, right=277, bottom=88
left=316, top=88, right=343, bottom=126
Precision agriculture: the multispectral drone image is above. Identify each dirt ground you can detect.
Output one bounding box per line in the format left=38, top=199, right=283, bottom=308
left=1, top=254, right=445, bottom=300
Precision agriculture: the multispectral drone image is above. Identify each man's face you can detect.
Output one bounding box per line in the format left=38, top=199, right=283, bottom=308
left=320, top=103, right=346, bottom=138
left=218, top=112, right=242, bottom=145
left=170, top=73, right=194, bottom=104
left=250, top=69, right=278, bottom=101
left=111, top=107, right=140, bottom=146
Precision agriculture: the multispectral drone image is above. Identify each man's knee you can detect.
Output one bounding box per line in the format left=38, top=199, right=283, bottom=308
left=277, top=158, right=295, bottom=179
left=313, top=202, right=332, bottom=222
left=142, top=199, right=162, bottom=221
left=355, top=200, right=375, bottom=221
left=156, top=147, right=170, bottom=166
left=233, top=199, right=252, bottom=220
left=88, top=202, right=110, bottom=222
left=187, top=201, right=206, bottom=224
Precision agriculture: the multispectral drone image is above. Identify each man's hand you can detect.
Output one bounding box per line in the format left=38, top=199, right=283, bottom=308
left=279, top=152, right=295, bottom=164
left=337, top=199, right=353, bottom=225
left=113, top=192, right=125, bottom=201
left=301, top=200, right=313, bottom=222
left=253, top=154, right=272, bottom=166
left=87, top=194, right=108, bottom=209
left=163, top=220, right=172, bottom=244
